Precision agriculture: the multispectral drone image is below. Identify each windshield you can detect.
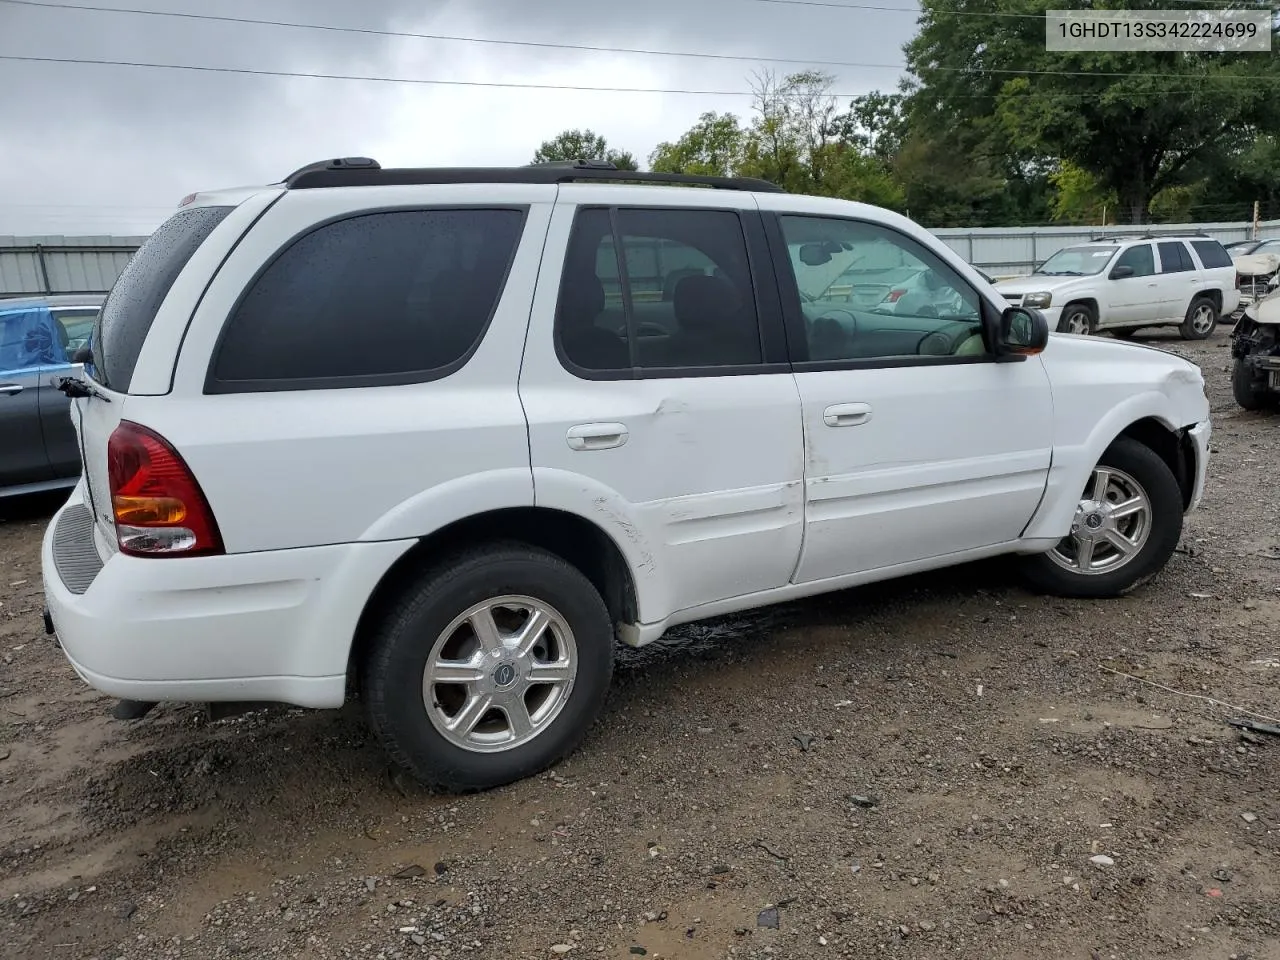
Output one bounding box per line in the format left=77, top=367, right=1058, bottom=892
left=1034, top=245, right=1118, bottom=276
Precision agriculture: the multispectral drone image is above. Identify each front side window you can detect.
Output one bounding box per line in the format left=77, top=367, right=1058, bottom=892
left=209, top=208, right=526, bottom=391
left=0, top=307, right=67, bottom=373
left=1113, top=243, right=1155, bottom=278
left=776, top=215, right=986, bottom=363
left=556, top=207, right=764, bottom=374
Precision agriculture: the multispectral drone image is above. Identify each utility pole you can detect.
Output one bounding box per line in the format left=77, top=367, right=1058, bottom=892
left=1253, top=200, right=1260, bottom=240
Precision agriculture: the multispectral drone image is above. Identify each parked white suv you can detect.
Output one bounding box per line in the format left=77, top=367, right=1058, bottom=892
left=994, top=235, right=1240, bottom=339
left=41, top=159, right=1212, bottom=791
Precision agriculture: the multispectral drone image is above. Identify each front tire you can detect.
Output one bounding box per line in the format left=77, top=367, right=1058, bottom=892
left=1232, top=357, right=1270, bottom=411
left=361, top=543, right=615, bottom=792
left=1019, top=437, right=1183, bottom=599
left=1058, top=303, right=1096, bottom=335
left=1179, top=297, right=1218, bottom=340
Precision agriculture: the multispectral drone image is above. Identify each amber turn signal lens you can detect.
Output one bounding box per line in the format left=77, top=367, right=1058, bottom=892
left=112, top=495, right=188, bottom=526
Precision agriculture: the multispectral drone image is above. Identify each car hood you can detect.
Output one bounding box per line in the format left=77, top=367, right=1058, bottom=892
left=1243, top=288, right=1280, bottom=324
left=994, top=275, right=1092, bottom=296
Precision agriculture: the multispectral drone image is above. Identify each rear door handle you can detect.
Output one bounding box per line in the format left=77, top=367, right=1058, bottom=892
left=567, top=422, right=629, bottom=451
left=823, top=402, right=873, bottom=427
left=0, top=383, right=22, bottom=396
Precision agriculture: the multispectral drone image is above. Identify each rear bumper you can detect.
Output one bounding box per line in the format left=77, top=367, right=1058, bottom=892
left=41, top=486, right=413, bottom=709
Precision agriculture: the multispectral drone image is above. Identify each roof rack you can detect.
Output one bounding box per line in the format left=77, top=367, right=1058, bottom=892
left=281, top=157, right=785, bottom=193
left=1087, top=229, right=1210, bottom=242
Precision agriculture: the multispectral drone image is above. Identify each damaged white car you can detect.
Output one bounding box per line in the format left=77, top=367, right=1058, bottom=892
left=1230, top=286, right=1280, bottom=410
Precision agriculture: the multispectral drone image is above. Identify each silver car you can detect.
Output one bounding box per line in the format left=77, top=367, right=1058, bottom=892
left=0, top=294, right=104, bottom=497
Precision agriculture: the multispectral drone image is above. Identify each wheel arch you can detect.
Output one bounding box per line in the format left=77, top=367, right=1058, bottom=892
left=1060, top=298, right=1100, bottom=330
left=1115, top=417, right=1195, bottom=510
left=1022, top=395, right=1198, bottom=542
left=347, top=506, right=641, bottom=691
left=1192, top=289, right=1223, bottom=313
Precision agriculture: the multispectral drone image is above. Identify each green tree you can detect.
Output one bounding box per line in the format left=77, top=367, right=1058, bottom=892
left=532, top=129, right=639, bottom=170
left=648, top=112, right=745, bottom=176
left=1048, top=160, right=1117, bottom=224
left=904, top=0, right=1280, bottom=224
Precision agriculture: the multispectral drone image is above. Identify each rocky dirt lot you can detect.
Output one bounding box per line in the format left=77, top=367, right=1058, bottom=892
left=1, top=330, right=1278, bottom=960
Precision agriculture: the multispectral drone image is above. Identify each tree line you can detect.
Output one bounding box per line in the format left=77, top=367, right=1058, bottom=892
left=532, top=0, right=1280, bottom=228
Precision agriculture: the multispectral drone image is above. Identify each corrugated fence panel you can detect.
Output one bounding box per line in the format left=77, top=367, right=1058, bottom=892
left=0, top=236, right=146, bottom=296
left=933, top=220, right=1280, bottom=277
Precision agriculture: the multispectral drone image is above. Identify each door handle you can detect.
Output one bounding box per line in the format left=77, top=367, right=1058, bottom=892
left=823, top=402, right=873, bottom=427
left=0, top=383, right=22, bottom=396
left=567, top=422, right=629, bottom=451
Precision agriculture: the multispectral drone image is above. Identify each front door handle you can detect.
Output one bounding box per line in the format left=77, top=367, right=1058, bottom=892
left=823, top=402, right=873, bottom=427
left=567, top=422, right=629, bottom=451
left=0, top=383, right=22, bottom=396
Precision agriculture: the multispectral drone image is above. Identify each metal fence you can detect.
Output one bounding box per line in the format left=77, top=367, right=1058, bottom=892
left=5, top=218, right=1280, bottom=297
left=0, top=235, right=146, bottom=297
left=933, top=219, right=1280, bottom=279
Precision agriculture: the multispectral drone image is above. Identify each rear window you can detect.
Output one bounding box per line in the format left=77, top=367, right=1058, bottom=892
left=1191, top=239, right=1233, bottom=270
left=207, top=208, right=526, bottom=393
left=90, top=205, right=233, bottom=391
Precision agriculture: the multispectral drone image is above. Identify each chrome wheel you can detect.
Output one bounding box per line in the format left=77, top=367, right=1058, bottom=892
left=1047, top=466, right=1152, bottom=576
left=422, top=595, right=577, bottom=754
left=1190, top=303, right=1215, bottom=335
left=1062, top=310, right=1092, bottom=335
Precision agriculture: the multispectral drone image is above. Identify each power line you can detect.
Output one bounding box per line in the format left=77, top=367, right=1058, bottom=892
left=3, top=54, right=1278, bottom=97
left=3, top=0, right=1278, bottom=82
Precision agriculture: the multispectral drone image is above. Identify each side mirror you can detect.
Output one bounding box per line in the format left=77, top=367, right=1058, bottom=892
left=992, top=306, right=1049, bottom=359
left=1110, top=264, right=1135, bottom=280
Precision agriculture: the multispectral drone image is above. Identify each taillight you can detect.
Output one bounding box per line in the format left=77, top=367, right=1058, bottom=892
left=106, top=421, right=223, bottom=557
left=884, top=289, right=907, bottom=303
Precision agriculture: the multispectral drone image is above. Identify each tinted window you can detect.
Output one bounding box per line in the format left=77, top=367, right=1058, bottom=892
left=1, top=308, right=67, bottom=372
left=52, top=309, right=100, bottom=355
left=91, top=205, right=233, bottom=392
left=1191, top=239, right=1233, bottom=269
left=1113, top=244, right=1155, bottom=278
left=1158, top=241, right=1193, bottom=273
left=777, top=215, right=985, bottom=363
left=557, top=207, right=763, bottom=374
left=210, top=209, right=525, bottom=390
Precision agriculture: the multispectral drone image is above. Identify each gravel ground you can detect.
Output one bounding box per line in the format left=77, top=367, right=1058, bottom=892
left=1, top=329, right=1278, bottom=960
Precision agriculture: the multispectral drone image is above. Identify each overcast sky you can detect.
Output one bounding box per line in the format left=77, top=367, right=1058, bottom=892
left=0, top=0, right=917, bottom=236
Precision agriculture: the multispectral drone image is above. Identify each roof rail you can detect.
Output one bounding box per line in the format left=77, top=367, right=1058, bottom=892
left=1087, top=229, right=1211, bottom=242
left=280, top=157, right=786, bottom=193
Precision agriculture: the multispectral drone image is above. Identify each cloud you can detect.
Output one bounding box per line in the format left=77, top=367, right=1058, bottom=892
left=0, top=0, right=914, bottom=235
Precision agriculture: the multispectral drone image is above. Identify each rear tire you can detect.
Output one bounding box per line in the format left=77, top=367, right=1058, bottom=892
left=1179, top=296, right=1218, bottom=340
left=1019, top=437, right=1183, bottom=599
left=361, top=543, right=614, bottom=792
left=1232, top=357, right=1270, bottom=411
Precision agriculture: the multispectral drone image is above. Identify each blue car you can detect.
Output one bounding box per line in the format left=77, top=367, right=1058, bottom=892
left=0, top=294, right=104, bottom=498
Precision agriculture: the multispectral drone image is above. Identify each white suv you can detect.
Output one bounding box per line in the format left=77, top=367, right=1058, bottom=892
left=41, top=159, right=1212, bottom=791
left=994, top=235, right=1240, bottom=339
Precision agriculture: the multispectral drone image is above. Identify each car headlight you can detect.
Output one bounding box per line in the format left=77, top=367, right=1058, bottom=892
left=1023, top=292, right=1053, bottom=309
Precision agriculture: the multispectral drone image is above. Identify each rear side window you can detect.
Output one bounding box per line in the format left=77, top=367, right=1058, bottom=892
left=1191, top=239, right=1233, bottom=269
left=90, top=205, right=233, bottom=392
left=1157, top=241, right=1194, bottom=273
left=208, top=208, right=526, bottom=393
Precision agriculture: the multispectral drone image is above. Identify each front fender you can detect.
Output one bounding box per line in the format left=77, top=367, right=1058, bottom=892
left=1022, top=390, right=1196, bottom=542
